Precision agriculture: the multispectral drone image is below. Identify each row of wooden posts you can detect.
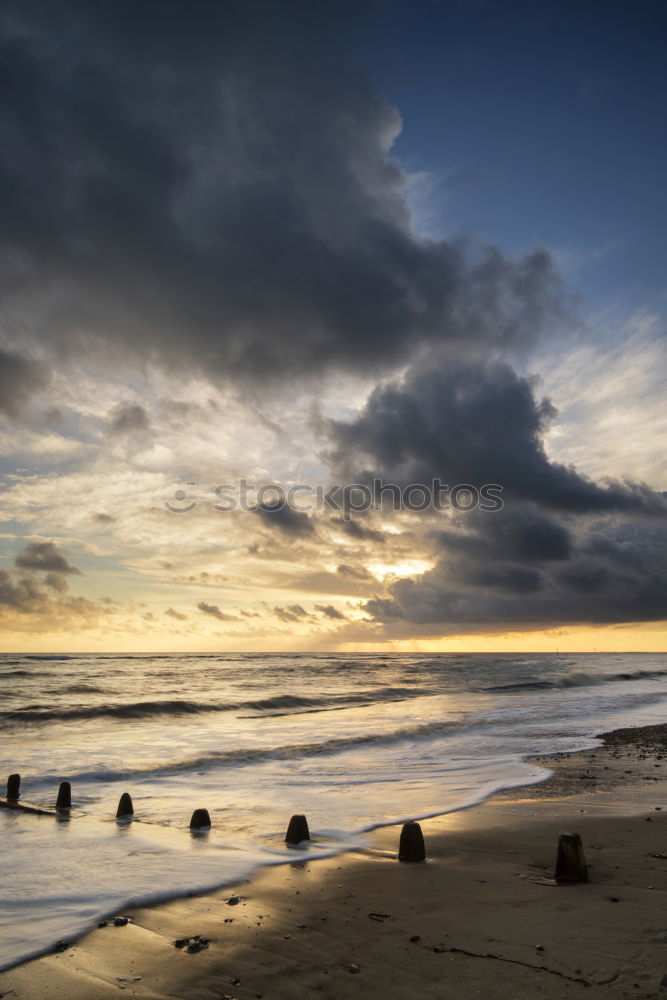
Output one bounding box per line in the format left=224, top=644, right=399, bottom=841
left=3, top=772, right=589, bottom=880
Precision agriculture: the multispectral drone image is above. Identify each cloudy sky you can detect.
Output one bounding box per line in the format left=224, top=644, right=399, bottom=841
left=1, top=0, right=665, bottom=652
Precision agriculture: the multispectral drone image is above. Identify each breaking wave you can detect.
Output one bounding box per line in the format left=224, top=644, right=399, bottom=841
left=483, top=667, right=667, bottom=693
left=1, top=686, right=433, bottom=725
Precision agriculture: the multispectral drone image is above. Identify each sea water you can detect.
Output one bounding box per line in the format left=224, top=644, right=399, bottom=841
left=2, top=651, right=667, bottom=969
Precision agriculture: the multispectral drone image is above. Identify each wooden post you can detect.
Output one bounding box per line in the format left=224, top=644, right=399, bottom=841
left=398, top=821, right=426, bottom=862
left=56, top=781, right=71, bottom=810
left=116, top=792, right=134, bottom=818
left=6, top=773, right=20, bottom=800
left=555, top=832, right=588, bottom=882
left=285, top=814, right=310, bottom=844
left=189, top=808, right=211, bottom=829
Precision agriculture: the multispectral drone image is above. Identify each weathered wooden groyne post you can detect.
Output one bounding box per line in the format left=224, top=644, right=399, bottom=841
left=398, top=820, right=426, bottom=862
left=189, top=808, right=212, bottom=829
left=554, top=832, right=588, bottom=882
left=6, top=773, right=20, bottom=800
left=116, top=792, right=134, bottom=819
left=56, top=781, right=72, bottom=811
left=2, top=774, right=56, bottom=815
left=285, top=814, right=310, bottom=845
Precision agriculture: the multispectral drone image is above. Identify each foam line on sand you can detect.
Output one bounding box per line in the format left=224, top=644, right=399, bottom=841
left=2, top=722, right=667, bottom=1000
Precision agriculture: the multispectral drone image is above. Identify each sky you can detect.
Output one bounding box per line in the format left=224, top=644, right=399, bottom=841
left=0, top=0, right=665, bottom=653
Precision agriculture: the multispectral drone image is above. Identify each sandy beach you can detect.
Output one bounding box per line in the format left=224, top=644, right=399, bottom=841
left=2, top=723, right=667, bottom=1000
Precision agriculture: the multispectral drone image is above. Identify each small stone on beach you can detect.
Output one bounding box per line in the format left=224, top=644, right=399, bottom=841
left=174, top=934, right=210, bottom=953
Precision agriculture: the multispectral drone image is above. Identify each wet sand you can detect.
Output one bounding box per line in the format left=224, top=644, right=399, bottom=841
left=2, top=722, right=667, bottom=1000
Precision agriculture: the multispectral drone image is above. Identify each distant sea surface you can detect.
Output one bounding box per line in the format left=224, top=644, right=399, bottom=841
left=2, top=651, right=667, bottom=969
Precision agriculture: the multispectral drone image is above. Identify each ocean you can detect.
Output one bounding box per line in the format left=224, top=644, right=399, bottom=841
left=2, top=650, right=667, bottom=970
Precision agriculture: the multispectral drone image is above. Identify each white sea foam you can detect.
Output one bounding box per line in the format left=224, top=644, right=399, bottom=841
left=2, top=651, right=667, bottom=970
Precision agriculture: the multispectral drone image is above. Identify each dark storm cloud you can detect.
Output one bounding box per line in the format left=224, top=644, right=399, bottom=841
left=0, top=348, right=47, bottom=417
left=15, top=541, right=81, bottom=575
left=364, top=509, right=667, bottom=631
left=196, top=601, right=237, bottom=622
left=108, top=403, right=151, bottom=436
left=330, top=518, right=385, bottom=543
left=325, top=355, right=667, bottom=631
left=435, top=509, right=573, bottom=565
left=0, top=1, right=568, bottom=383
left=254, top=502, right=315, bottom=536
left=327, top=358, right=662, bottom=514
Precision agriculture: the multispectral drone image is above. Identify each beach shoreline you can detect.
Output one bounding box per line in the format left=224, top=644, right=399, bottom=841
left=2, top=720, right=667, bottom=999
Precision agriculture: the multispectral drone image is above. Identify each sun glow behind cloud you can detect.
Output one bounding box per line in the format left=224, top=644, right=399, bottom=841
left=0, top=1, right=665, bottom=652
left=366, top=559, right=434, bottom=580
